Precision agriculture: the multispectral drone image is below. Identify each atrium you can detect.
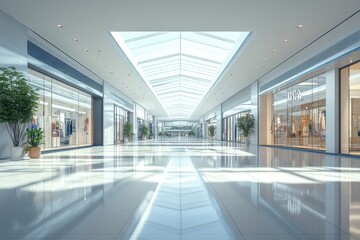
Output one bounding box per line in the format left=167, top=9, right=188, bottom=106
left=0, top=1, right=360, bottom=239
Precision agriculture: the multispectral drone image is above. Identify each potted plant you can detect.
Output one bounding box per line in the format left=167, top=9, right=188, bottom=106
left=123, top=121, right=133, bottom=143
left=141, top=125, right=149, bottom=140
left=237, top=113, right=255, bottom=145
left=158, top=131, right=164, bottom=138
left=25, top=128, right=44, bottom=158
left=188, top=130, right=196, bottom=138
left=208, top=125, right=216, bottom=140
left=0, top=67, right=39, bottom=159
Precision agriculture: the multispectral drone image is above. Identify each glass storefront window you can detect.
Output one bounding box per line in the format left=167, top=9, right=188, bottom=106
left=341, top=62, right=360, bottom=155
left=222, top=111, right=250, bottom=143
left=260, top=73, right=326, bottom=150
left=28, top=69, right=93, bottom=150
left=114, top=105, right=129, bottom=144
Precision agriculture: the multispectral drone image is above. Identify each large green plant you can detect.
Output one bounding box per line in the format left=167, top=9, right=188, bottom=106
left=208, top=125, right=216, bottom=138
left=26, top=128, right=44, bottom=148
left=123, top=121, right=133, bottom=141
left=0, top=67, right=39, bottom=147
left=237, top=113, right=255, bottom=139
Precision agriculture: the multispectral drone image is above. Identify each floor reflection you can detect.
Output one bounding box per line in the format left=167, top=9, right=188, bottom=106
left=0, top=140, right=359, bottom=239
left=124, top=156, right=239, bottom=240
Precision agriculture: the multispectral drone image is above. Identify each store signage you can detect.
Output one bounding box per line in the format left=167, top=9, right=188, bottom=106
left=287, top=90, right=302, bottom=102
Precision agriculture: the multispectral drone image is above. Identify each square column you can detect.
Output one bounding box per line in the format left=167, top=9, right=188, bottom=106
left=326, top=69, right=339, bottom=153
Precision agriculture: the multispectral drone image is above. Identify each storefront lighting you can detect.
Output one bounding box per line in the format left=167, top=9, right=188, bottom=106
left=39, top=100, right=49, bottom=106
left=273, top=85, right=325, bottom=106
left=52, top=104, right=76, bottom=112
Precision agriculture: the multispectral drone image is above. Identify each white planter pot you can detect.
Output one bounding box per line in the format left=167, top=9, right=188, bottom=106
left=11, top=146, right=24, bottom=160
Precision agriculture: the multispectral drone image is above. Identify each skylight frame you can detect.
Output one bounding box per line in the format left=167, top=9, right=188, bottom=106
left=111, top=31, right=250, bottom=119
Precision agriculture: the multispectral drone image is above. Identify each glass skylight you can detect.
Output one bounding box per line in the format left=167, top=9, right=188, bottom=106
left=111, top=31, right=250, bottom=119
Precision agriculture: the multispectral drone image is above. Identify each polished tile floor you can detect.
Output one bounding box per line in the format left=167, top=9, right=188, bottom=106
left=1, top=138, right=360, bottom=240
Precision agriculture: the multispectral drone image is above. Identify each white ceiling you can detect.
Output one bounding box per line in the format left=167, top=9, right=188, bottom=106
left=1, top=0, right=360, bottom=120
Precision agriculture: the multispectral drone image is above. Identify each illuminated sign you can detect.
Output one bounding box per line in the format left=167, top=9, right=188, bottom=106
left=287, top=90, right=302, bottom=102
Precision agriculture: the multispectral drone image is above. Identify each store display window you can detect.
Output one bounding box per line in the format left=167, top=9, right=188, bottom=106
left=260, top=74, right=326, bottom=150
left=28, top=69, right=93, bottom=150
left=340, top=62, right=360, bottom=155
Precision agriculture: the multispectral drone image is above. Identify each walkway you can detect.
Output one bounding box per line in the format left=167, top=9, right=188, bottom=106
left=0, top=139, right=359, bottom=239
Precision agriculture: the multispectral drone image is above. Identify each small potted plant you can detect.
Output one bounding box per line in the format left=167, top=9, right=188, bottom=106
left=123, top=121, right=133, bottom=143
left=26, top=128, right=44, bottom=158
left=188, top=130, right=196, bottom=138
left=208, top=125, right=216, bottom=140
left=141, top=125, right=149, bottom=140
left=237, top=113, right=255, bottom=145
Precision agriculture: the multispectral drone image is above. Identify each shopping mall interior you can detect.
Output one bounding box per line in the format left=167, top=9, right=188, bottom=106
left=1, top=1, right=360, bottom=239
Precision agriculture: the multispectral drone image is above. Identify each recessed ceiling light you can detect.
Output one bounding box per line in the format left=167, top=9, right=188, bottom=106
left=297, top=24, right=303, bottom=28
left=284, top=39, right=288, bottom=43
left=73, top=38, right=78, bottom=42
left=272, top=49, right=276, bottom=52
left=57, top=24, right=63, bottom=28
left=94, top=57, right=97, bottom=60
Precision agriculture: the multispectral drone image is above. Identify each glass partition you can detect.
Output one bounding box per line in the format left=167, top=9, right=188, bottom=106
left=341, top=62, right=360, bottom=155
left=260, top=73, right=326, bottom=150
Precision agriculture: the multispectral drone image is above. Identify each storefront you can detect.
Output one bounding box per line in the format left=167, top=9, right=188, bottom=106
left=340, top=61, right=360, bottom=155
left=28, top=68, right=93, bottom=150
left=259, top=73, right=327, bottom=151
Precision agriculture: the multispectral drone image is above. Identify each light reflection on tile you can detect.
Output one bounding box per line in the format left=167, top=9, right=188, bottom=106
left=0, top=139, right=360, bottom=239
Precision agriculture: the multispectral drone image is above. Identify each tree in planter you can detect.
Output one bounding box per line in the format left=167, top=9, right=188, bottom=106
left=237, top=113, right=255, bottom=145
left=141, top=125, right=149, bottom=140
left=208, top=125, right=216, bottom=139
left=0, top=67, right=39, bottom=149
left=123, top=121, right=133, bottom=142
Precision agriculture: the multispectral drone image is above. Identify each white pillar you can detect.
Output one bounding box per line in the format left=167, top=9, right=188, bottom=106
left=216, top=105, right=222, bottom=141
left=251, top=81, right=259, bottom=145
left=326, top=69, right=339, bottom=153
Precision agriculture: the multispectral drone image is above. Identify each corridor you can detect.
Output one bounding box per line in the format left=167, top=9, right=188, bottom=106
left=0, top=139, right=359, bottom=240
